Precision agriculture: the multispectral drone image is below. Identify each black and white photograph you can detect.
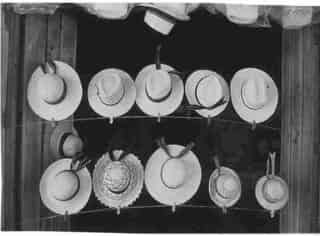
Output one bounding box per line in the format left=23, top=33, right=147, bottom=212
left=1, top=1, right=320, bottom=233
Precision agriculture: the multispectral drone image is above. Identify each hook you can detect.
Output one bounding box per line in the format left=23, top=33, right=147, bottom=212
left=157, top=113, right=161, bottom=123
left=50, top=118, right=57, bottom=128
left=64, top=211, right=68, bottom=221
left=116, top=207, right=121, bottom=215
left=222, top=207, right=227, bottom=214
left=251, top=120, right=256, bottom=131
left=207, top=116, right=212, bottom=127
left=109, top=117, right=114, bottom=125
left=171, top=204, right=176, bottom=213
left=270, top=210, right=275, bottom=218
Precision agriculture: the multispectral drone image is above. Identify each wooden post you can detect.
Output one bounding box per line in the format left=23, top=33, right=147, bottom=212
left=280, top=25, right=320, bottom=232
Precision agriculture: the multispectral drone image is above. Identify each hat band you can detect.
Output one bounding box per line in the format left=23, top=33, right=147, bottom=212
left=240, top=85, right=266, bottom=111
left=145, top=85, right=172, bottom=103
left=159, top=159, right=184, bottom=189
left=58, top=132, right=74, bottom=157
left=107, top=178, right=131, bottom=194
left=96, top=85, right=126, bottom=107
left=53, top=170, right=81, bottom=202
left=44, top=78, right=68, bottom=105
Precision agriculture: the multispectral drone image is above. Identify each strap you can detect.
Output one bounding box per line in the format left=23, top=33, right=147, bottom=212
left=70, top=152, right=91, bottom=172
left=269, top=152, right=276, bottom=177
left=214, top=155, right=221, bottom=176
left=157, top=137, right=194, bottom=159
left=155, top=44, right=162, bottom=70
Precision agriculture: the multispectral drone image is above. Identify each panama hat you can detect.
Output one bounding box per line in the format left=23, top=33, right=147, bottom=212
left=185, top=70, right=230, bottom=118
left=145, top=138, right=201, bottom=207
left=39, top=158, right=92, bottom=215
left=282, top=6, right=313, bottom=29
left=135, top=64, right=184, bottom=117
left=230, top=68, right=278, bottom=124
left=140, top=3, right=199, bottom=35
left=27, top=60, right=82, bottom=121
left=226, top=4, right=259, bottom=24
left=93, top=150, right=144, bottom=211
left=50, top=122, right=84, bottom=158
left=81, top=3, right=132, bottom=19
left=88, top=68, right=136, bottom=122
left=255, top=153, right=289, bottom=217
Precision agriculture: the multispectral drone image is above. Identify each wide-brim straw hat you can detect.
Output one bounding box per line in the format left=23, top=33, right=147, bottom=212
left=93, top=150, right=144, bottom=209
left=27, top=60, right=83, bottom=121
left=81, top=3, right=132, bottom=19
left=255, top=175, right=289, bottom=212
left=209, top=167, right=241, bottom=208
left=185, top=69, right=230, bottom=118
left=145, top=144, right=202, bottom=206
left=225, top=4, right=259, bottom=24
left=230, top=68, right=278, bottom=124
left=135, top=64, right=184, bottom=117
left=88, top=68, right=136, bottom=119
left=39, top=158, right=92, bottom=215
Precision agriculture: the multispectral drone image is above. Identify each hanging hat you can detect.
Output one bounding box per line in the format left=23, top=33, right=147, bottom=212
left=209, top=167, right=242, bottom=209
left=88, top=68, right=136, bottom=121
left=93, top=150, right=144, bottom=210
left=226, top=4, right=259, bottom=24
left=81, top=3, right=132, bottom=19
left=140, top=3, right=199, bottom=35
left=27, top=60, right=82, bottom=121
left=230, top=68, right=278, bottom=124
left=145, top=138, right=201, bottom=206
left=255, top=153, right=289, bottom=217
left=39, top=158, right=92, bottom=215
left=50, top=122, right=84, bottom=158
left=135, top=64, right=184, bottom=117
left=282, top=6, right=313, bottom=29
left=185, top=70, right=230, bottom=118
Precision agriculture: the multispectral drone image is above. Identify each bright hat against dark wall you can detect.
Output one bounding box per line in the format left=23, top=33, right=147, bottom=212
left=39, top=158, right=92, bottom=215
left=88, top=68, right=136, bottom=123
left=27, top=60, right=83, bottom=121
left=231, top=68, right=278, bottom=124
left=81, top=3, right=132, bottom=20
left=225, top=4, right=259, bottom=24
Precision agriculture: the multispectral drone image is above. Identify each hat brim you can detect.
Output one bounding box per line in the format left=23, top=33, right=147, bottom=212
left=185, top=70, right=230, bottom=118
left=49, top=122, right=79, bottom=158
left=209, top=167, right=241, bottom=208
left=255, top=176, right=289, bottom=211
left=93, top=150, right=144, bottom=209
left=230, top=68, right=278, bottom=123
left=39, top=158, right=92, bottom=215
left=135, top=64, right=184, bottom=117
left=145, top=145, right=202, bottom=206
left=139, top=3, right=190, bottom=21
left=27, top=61, right=83, bottom=121
left=88, top=69, right=136, bottom=119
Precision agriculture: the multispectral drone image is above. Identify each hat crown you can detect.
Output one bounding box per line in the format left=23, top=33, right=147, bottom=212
left=216, top=174, right=239, bottom=199
left=242, top=77, right=269, bottom=110
left=37, top=73, right=65, bottom=104
left=97, top=73, right=124, bottom=105
left=263, top=178, right=286, bottom=202
left=161, top=158, right=186, bottom=189
left=146, top=70, right=172, bottom=101
left=196, top=76, right=223, bottom=108
left=103, top=161, right=130, bottom=193
left=50, top=170, right=80, bottom=201
left=62, top=134, right=83, bottom=157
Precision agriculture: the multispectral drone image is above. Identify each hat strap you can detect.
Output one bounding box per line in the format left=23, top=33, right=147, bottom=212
left=157, top=137, right=194, bottom=159
left=155, top=44, right=162, bottom=70
left=266, top=152, right=276, bottom=179
left=214, top=155, right=222, bottom=176
left=40, top=59, right=57, bottom=75
left=70, top=152, right=91, bottom=172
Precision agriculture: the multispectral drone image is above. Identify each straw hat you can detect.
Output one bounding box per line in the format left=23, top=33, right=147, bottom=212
left=140, top=3, right=199, bottom=35
left=82, top=3, right=132, bottom=19
left=230, top=68, right=278, bottom=124
left=39, top=158, right=92, bottom=215
left=226, top=4, right=259, bottom=24
left=145, top=140, right=201, bottom=206
left=88, top=68, right=136, bottom=120
left=185, top=70, right=230, bottom=118
left=27, top=60, right=82, bottom=121
left=135, top=64, right=184, bottom=117
left=50, top=122, right=84, bottom=158
left=93, top=150, right=144, bottom=209
left=209, top=167, right=241, bottom=209
left=282, top=6, right=313, bottom=29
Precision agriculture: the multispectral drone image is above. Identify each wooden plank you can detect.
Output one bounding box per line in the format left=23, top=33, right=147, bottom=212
left=1, top=7, right=22, bottom=230
left=280, top=25, right=320, bottom=233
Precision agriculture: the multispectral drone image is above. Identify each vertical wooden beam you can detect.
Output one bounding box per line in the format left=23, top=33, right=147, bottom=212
left=280, top=25, right=320, bottom=232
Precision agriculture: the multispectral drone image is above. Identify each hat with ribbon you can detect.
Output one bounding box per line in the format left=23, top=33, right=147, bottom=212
left=145, top=138, right=202, bottom=209
left=27, top=60, right=83, bottom=121
left=140, top=3, right=199, bottom=34
left=185, top=70, right=230, bottom=118
left=39, top=156, right=92, bottom=215
left=93, top=150, right=144, bottom=212
left=255, top=152, right=289, bottom=218
left=209, top=156, right=241, bottom=212
left=88, top=68, right=136, bottom=122
left=231, top=68, right=278, bottom=124
left=50, top=122, right=84, bottom=159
